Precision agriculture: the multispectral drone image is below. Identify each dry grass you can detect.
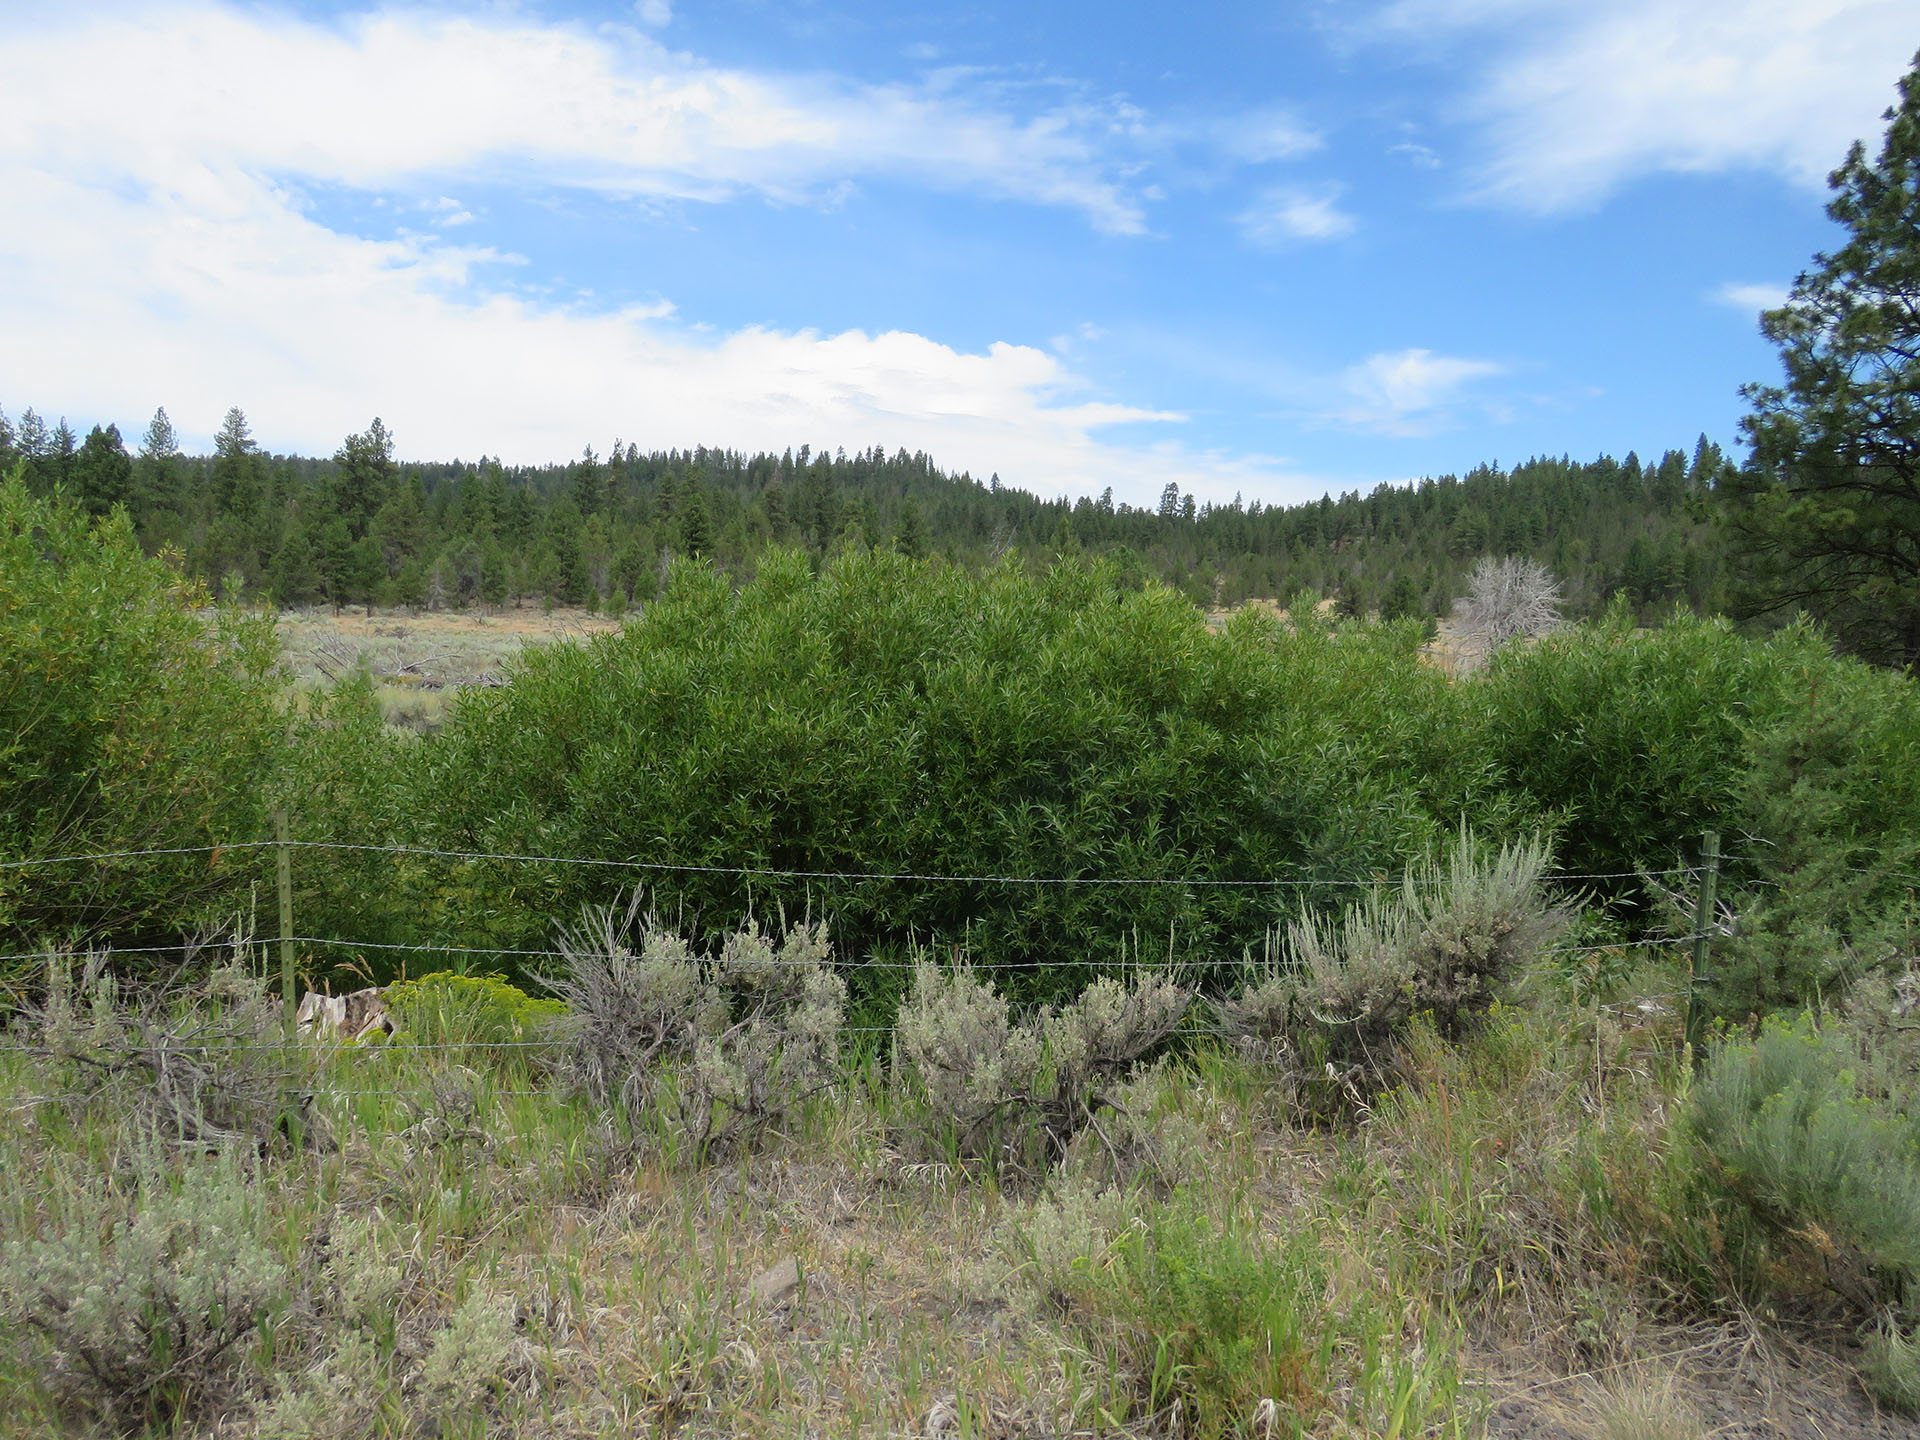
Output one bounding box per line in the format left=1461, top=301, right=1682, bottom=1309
left=0, top=958, right=1909, bottom=1439
left=271, top=604, right=620, bottom=729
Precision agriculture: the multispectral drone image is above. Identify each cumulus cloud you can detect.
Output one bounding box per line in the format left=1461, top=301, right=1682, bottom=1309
left=1239, top=185, right=1357, bottom=243
left=1713, top=281, right=1791, bottom=312
left=1, top=154, right=1296, bottom=503
left=1371, top=0, right=1913, bottom=210
left=1333, top=348, right=1505, bottom=435
left=0, top=2, right=1333, bottom=506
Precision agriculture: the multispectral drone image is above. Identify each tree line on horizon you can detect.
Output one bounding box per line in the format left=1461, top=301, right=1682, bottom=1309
left=0, top=398, right=1732, bottom=626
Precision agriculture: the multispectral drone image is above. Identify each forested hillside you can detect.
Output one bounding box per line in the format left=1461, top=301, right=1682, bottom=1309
left=0, top=400, right=1732, bottom=622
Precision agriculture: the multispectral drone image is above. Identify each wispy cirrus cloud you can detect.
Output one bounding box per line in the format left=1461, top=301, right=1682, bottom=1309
left=1238, top=184, right=1357, bottom=244
left=3, top=5, right=1155, bottom=234
left=1712, top=281, right=1791, bottom=312
left=1332, top=348, right=1505, bottom=436
left=1368, top=0, right=1913, bottom=210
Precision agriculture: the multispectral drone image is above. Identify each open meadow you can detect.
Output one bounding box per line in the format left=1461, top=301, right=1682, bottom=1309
left=275, top=607, right=620, bottom=731
left=7, top=479, right=1920, bottom=1439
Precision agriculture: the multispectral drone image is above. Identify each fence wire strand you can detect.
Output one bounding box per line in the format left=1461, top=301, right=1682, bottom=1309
left=0, top=836, right=1698, bottom=887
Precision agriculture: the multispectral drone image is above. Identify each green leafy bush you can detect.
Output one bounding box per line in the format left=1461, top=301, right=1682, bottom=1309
left=383, top=970, right=565, bottom=1058
left=402, top=548, right=1486, bottom=997
left=0, top=466, right=283, bottom=952
left=1477, top=606, right=1920, bottom=901
left=1702, top=660, right=1920, bottom=1019
left=0, top=1157, right=288, bottom=1431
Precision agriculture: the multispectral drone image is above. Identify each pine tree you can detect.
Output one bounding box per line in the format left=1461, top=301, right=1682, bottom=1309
left=212, top=408, right=260, bottom=521
left=48, top=419, right=76, bottom=489
left=678, top=484, right=713, bottom=558
left=895, top=500, right=929, bottom=559
left=137, top=408, right=183, bottom=517
left=331, top=418, right=395, bottom=541
left=71, top=424, right=133, bottom=517
left=551, top=522, right=589, bottom=605
left=14, top=409, right=49, bottom=466
left=1729, top=52, right=1920, bottom=669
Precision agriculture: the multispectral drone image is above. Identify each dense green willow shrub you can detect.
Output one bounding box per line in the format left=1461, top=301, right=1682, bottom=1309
left=397, top=549, right=1496, bottom=999
left=0, top=468, right=282, bottom=953
left=1477, top=603, right=1920, bottom=990
left=1477, top=602, right=1811, bottom=885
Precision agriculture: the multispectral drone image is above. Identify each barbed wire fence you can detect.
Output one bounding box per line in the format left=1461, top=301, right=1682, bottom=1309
left=8, top=823, right=1909, bottom=1092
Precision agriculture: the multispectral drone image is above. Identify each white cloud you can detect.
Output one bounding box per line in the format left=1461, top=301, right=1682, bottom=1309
left=1239, top=185, right=1356, bottom=244
left=1, top=156, right=1292, bottom=504
left=0, top=2, right=1345, bottom=507
left=1, top=5, right=1150, bottom=234
left=1333, top=348, right=1505, bottom=435
left=1713, top=281, right=1791, bottom=312
left=634, top=0, right=672, bottom=27
left=1212, top=110, right=1324, bottom=164
left=0, top=121, right=1297, bottom=505
left=1372, top=0, right=1913, bottom=210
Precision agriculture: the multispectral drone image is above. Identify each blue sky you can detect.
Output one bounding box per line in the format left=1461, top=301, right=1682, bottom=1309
left=0, top=1, right=1911, bottom=506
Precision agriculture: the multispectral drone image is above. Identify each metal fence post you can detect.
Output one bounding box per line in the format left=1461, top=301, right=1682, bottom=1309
left=1684, top=830, right=1720, bottom=1062
left=275, top=810, right=296, bottom=1036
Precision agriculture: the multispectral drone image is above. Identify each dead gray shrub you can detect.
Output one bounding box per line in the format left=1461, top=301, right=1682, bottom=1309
left=896, top=964, right=1189, bottom=1174
left=1218, top=825, right=1567, bottom=1084
left=1455, top=554, right=1563, bottom=662
left=544, top=901, right=845, bottom=1158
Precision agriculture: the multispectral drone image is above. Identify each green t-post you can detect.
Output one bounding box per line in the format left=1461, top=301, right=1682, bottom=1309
left=1684, top=831, right=1720, bottom=1061
left=275, top=810, right=295, bottom=1035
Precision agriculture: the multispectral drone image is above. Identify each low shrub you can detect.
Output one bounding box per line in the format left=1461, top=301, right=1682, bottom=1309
left=1862, top=1322, right=1920, bottom=1414
left=1681, top=1016, right=1920, bottom=1316
left=543, top=902, right=845, bottom=1158
left=0, top=1155, right=288, bottom=1432
left=1217, top=825, right=1566, bottom=1089
left=383, top=970, right=565, bottom=1062
left=895, top=963, right=1188, bottom=1173
left=33, top=948, right=321, bottom=1153
left=1059, top=1059, right=1212, bottom=1196
left=1012, top=1196, right=1329, bottom=1438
